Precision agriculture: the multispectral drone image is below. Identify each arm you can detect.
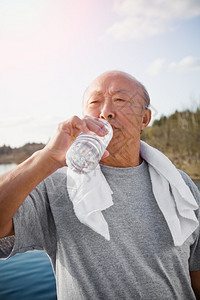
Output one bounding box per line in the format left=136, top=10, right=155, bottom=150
left=0, top=116, right=108, bottom=238
left=0, top=149, right=59, bottom=238
left=190, top=271, right=200, bottom=300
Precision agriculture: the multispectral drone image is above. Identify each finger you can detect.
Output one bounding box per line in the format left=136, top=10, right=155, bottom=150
left=101, top=150, right=109, bottom=159
left=83, top=117, right=109, bottom=136
left=74, top=118, right=90, bottom=134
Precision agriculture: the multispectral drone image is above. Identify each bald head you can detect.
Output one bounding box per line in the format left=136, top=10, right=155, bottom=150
left=83, top=70, right=150, bottom=107
left=82, top=70, right=152, bottom=167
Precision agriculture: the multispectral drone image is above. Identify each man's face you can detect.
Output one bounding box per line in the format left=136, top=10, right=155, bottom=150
left=83, top=71, right=149, bottom=158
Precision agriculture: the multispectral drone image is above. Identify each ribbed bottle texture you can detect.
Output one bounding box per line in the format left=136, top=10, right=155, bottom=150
left=66, top=120, right=113, bottom=173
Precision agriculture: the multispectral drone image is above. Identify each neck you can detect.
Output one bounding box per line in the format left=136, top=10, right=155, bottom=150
left=100, top=139, right=142, bottom=168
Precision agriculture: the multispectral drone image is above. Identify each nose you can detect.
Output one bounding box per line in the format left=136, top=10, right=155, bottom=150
left=99, top=101, right=115, bottom=120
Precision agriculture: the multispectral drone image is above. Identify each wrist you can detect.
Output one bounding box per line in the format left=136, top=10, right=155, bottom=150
left=37, top=147, right=65, bottom=172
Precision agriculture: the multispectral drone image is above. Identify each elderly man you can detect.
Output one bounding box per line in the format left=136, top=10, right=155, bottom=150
left=0, top=71, right=200, bottom=299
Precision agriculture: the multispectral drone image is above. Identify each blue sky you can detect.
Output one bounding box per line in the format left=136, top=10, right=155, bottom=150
left=0, top=0, right=200, bottom=147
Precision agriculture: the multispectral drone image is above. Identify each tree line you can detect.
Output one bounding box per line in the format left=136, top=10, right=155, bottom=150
left=0, top=108, right=200, bottom=179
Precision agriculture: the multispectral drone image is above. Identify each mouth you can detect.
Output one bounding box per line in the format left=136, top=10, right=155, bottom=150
left=109, top=123, right=120, bottom=130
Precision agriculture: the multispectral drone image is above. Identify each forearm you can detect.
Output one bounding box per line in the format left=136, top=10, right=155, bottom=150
left=0, top=116, right=108, bottom=238
left=190, top=271, right=200, bottom=300
left=0, top=148, right=61, bottom=237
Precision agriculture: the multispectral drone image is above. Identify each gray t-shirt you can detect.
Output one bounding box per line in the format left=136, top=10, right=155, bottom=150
left=1, top=160, right=200, bottom=299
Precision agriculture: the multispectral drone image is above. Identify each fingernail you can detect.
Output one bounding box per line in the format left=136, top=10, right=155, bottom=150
left=101, top=127, right=108, bottom=134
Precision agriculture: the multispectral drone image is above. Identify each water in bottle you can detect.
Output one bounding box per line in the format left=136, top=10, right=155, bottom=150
left=66, top=119, right=113, bottom=173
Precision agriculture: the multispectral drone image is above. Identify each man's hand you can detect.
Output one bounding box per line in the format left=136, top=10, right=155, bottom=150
left=0, top=116, right=109, bottom=238
left=42, top=115, right=109, bottom=168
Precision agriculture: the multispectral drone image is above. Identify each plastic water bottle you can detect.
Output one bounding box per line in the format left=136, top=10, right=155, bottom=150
left=66, top=119, right=113, bottom=173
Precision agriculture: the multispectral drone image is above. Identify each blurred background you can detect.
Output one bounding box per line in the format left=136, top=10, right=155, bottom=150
left=0, top=0, right=199, bottom=299
left=0, top=0, right=200, bottom=147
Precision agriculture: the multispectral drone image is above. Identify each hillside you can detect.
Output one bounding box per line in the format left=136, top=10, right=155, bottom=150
left=142, top=108, right=200, bottom=179
left=0, top=143, right=45, bottom=164
left=0, top=108, right=200, bottom=179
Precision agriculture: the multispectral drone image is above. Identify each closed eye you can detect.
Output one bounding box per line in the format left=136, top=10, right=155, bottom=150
left=88, top=99, right=101, bottom=106
left=114, top=98, right=126, bottom=102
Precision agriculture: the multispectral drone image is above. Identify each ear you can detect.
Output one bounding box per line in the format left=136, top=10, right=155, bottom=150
left=141, top=109, right=151, bottom=131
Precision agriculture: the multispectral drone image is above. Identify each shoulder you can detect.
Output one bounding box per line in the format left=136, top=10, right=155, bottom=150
left=178, top=169, right=200, bottom=204
left=32, top=167, right=69, bottom=206
left=44, top=167, right=67, bottom=186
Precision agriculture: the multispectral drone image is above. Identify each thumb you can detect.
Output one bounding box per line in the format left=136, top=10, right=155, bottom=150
left=101, top=150, right=109, bottom=159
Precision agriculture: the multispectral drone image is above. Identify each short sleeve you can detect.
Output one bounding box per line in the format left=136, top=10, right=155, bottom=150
left=188, top=180, right=200, bottom=271
left=0, top=236, right=15, bottom=259
left=2, top=180, right=57, bottom=259
left=179, top=170, right=200, bottom=271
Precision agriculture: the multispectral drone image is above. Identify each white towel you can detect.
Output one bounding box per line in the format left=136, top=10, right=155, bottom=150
left=67, top=141, right=199, bottom=246
left=140, top=141, right=199, bottom=246
left=67, top=165, right=113, bottom=240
